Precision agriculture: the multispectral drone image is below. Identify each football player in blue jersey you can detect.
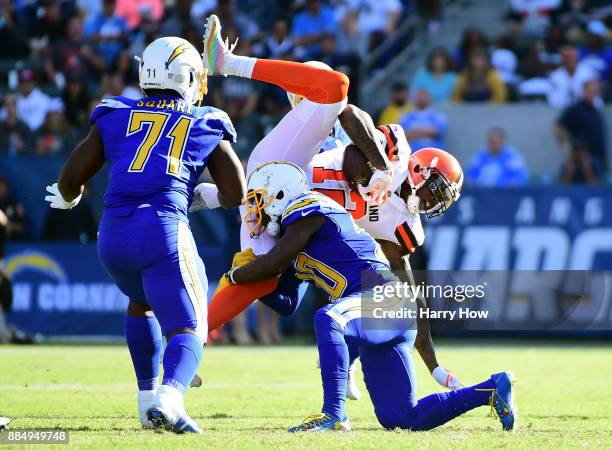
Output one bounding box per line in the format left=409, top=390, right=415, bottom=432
left=44, top=36, right=246, bottom=433
left=219, top=161, right=517, bottom=433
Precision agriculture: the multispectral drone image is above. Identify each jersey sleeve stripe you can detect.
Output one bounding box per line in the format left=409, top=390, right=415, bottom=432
left=283, top=198, right=319, bottom=217
left=378, top=125, right=399, bottom=161
left=395, top=223, right=417, bottom=254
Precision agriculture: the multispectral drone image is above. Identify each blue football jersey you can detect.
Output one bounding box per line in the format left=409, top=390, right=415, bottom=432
left=90, top=95, right=236, bottom=220
left=280, top=191, right=393, bottom=300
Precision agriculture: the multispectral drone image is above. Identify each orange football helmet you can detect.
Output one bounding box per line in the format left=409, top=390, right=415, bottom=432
left=406, top=147, right=463, bottom=218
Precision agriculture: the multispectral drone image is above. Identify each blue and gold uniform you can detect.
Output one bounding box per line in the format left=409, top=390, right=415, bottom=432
left=95, top=94, right=235, bottom=341
left=262, top=190, right=503, bottom=433
left=280, top=191, right=392, bottom=301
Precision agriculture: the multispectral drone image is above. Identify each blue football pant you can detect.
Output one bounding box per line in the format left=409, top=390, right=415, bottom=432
left=316, top=296, right=493, bottom=429
left=98, top=207, right=208, bottom=341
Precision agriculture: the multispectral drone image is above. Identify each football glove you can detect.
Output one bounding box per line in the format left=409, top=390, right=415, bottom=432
left=432, top=366, right=464, bottom=391
left=214, top=248, right=258, bottom=296
left=45, top=183, right=82, bottom=210
left=190, top=183, right=221, bottom=212
left=357, top=168, right=393, bottom=206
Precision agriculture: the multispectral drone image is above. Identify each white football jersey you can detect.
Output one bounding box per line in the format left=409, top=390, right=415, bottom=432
left=306, top=124, right=425, bottom=254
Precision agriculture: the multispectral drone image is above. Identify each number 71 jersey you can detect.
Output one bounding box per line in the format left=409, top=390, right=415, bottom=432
left=306, top=123, right=425, bottom=254
left=90, top=95, right=236, bottom=220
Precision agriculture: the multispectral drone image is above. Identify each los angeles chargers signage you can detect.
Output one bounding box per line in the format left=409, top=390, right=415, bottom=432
left=426, top=187, right=612, bottom=270
left=3, top=243, right=225, bottom=338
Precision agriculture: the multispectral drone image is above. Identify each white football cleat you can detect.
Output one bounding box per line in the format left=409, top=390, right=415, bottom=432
left=202, top=14, right=238, bottom=76
left=146, top=385, right=202, bottom=434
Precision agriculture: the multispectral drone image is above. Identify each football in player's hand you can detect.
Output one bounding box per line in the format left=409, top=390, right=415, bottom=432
left=342, top=144, right=372, bottom=192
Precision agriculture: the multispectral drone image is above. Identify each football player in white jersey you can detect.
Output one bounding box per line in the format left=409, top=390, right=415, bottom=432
left=193, top=14, right=464, bottom=393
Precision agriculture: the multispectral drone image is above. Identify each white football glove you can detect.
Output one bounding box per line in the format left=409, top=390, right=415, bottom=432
left=357, top=168, right=393, bottom=206
left=45, top=183, right=81, bottom=210
left=432, top=366, right=464, bottom=391
left=189, top=182, right=221, bottom=212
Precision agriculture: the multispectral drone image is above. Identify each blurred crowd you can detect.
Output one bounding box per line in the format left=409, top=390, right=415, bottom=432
left=377, top=0, right=611, bottom=186
left=0, top=0, right=424, bottom=158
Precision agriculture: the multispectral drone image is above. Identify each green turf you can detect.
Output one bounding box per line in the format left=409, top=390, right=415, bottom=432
left=1, top=343, right=611, bottom=449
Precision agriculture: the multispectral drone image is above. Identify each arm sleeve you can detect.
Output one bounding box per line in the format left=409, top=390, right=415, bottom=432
left=259, top=266, right=304, bottom=316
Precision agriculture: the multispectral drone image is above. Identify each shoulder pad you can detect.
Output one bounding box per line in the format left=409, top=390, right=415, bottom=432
left=194, top=106, right=237, bottom=144
left=89, top=97, right=134, bottom=125
left=281, top=192, right=325, bottom=228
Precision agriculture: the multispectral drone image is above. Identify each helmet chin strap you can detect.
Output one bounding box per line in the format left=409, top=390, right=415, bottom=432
left=405, top=172, right=421, bottom=215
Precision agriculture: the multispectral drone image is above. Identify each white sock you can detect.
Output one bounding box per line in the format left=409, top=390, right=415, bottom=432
left=137, top=389, right=157, bottom=427
left=223, top=54, right=257, bottom=79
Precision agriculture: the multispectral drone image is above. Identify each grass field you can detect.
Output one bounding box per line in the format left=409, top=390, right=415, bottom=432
left=1, top=342, right=611, bottom=449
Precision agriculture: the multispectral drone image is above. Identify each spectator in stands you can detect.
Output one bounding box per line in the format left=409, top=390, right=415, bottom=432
left=115, top=0, right=164, bottom=30
left=453, top=26, right=488, bottom=69
left=349, top=0, right=403, bottom=52
left=453, top=48, right=507, bottom=103
left=85, top=0, right=129, bottom=67
left=0, top=0, right=29, bottom=58
left=377, top=82, right=412, bottom=125
left=466, top=127, right=528, bottom=187
left=400, top=88, right=446, bottom=150
left=555, top=78, right=607, bottom=184
left=16, top=69, right=52, bottom=132
left=35, top=98, right=68, bottom=156
left=42, top=185, right=97, bottom=242
left=47, top=16, right=106, bottom=86
left=130, top=14, right=160, bottom=58
left=62, top=75, right=90, bottom=128
left=0, top=177, right=26, bottom=240
left=579, top=21, right=612, bottom=90
left=547, top=45, right=597, bottom=108
left=509, top=0, right=561, bottom=38
left=29, top=0, right=69, bottom=45
left=411, top=47, right=458, bottom=103
left=291, top=0, right=336, bottom=56
left=0, top=94, right=32, bottom=155
left=159, top=0, right=196, bottom=37
left=212, top=0, right=259, bottom=41
left=255, top=18, right=294, bottom=59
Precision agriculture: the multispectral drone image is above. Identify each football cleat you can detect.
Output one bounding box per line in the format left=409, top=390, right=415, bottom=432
left=346, top=364, right=361, bottom=400
left=147, top=408, right=202, bottom=434
left=0, top=417, right=10, bottom=431
left=202, top=14, right=237, bottom=76
left=288, top=413, right=351, bottom=433
left=146, top=385, right=202, bottom=434
left=490, top=371, right=517, bottom=431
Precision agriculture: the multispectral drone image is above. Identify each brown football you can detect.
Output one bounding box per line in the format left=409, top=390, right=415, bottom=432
left=342, top=144, right=372, bottom=192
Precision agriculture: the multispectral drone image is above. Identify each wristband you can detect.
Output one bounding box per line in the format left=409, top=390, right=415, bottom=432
left=225, top=267, right=238, bottom=284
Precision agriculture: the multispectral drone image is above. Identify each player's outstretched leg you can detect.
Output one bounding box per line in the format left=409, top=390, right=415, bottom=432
left=203, top=15, right=348, bottom=104
left=124, top=306, right=163, bottom=429
left=361, top=341, right=518, bottom=431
